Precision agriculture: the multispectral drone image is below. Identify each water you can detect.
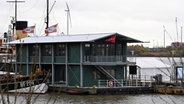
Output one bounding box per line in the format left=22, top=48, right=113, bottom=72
left=1, top=93, right=184, bottom=104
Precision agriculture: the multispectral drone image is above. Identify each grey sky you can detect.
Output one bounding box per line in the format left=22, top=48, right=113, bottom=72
left=0, top=0, right=184, bottom=47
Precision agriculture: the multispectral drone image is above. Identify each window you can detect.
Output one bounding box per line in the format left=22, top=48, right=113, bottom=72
left=84, top=43, right=123, bottom=56
left=42, top=44, right=52, bottom=56
left=108, top=44, right=115, bottom=56
left=29, top=44, right=39, bottom=56
left=117, top=44, right=122, bottom=55
left=88, top=43, right=116, bottom=56
left=55, top=44, right=66, bottom=56
left=84, top=44, right=91, bottom=56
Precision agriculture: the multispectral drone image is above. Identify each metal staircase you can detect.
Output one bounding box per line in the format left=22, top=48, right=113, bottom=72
left=95, top=65, right=122, bottom=86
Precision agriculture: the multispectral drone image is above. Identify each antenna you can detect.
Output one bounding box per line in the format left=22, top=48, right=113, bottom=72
left=65, top=2, right=72, bottom=35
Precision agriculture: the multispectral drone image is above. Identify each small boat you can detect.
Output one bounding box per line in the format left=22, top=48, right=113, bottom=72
left=66, top=89, right=89, bottom=95
left=0, top=69, right=49, bottom=94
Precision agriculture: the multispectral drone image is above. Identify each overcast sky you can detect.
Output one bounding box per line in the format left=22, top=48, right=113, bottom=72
left=0, top=0, right=184, bottom=47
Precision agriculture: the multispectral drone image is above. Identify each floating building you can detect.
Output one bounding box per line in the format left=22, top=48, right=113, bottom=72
left=9, top=33, right=154, bottom=94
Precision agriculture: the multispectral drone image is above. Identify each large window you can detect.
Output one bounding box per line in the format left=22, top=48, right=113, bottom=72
left=29, top=44, right=39, bottom=56
left=106, top=44, right=115, bottom=56
left=84, top=43, right=123, bottom=62
left=86, top=43, right=116, bottom=56
left=55, top=44, right=66, bottom=56
left=42, top=44, right=52, bottom=56
left=84, top=44, right=91, bottom=56
left=117, top=44, right=122, bottom=56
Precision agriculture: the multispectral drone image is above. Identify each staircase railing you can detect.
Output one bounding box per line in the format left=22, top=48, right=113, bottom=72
left=95, top=65, right=122, bottom=86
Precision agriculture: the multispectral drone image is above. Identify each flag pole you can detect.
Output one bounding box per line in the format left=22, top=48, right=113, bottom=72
left=34, top=24, right=36, bottom=37
left=45, top=0, right=49, bottom=36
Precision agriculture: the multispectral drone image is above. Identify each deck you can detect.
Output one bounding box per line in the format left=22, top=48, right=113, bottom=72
left=48, top=75, right=154, bottom=94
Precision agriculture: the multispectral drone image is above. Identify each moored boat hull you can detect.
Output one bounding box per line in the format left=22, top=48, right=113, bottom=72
left=0, top=72, right=49, bottom=94
left=8, top=83, right=48, bottom=94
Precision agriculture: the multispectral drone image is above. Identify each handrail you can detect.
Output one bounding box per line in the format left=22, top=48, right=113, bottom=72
left=95, top=65, right=122, bottom=86
left=98, top=75, right=153, bottom=88
left=83, top=55, right=126, bottom=62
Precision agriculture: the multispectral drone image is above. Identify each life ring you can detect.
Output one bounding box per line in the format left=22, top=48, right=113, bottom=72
left=108, top=80, right=113, bottom=87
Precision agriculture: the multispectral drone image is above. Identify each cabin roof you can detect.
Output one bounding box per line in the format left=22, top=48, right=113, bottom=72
left=9, top=32, right=142, bottom=44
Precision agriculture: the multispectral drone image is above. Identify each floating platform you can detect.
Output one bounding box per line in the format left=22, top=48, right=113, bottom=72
left=48, top=84, right=154, bottom=95
left=154, top=85, right=184, bottom=95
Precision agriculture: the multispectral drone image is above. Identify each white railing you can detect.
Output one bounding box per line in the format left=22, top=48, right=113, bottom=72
left=98, top=75, right=153, bottom=88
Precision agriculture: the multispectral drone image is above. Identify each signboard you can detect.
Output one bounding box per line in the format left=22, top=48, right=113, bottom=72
left=176, top=67, right=183, bottom=79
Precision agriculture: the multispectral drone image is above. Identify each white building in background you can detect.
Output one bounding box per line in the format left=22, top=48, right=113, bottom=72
left=127, top=57, right=184, bottom=82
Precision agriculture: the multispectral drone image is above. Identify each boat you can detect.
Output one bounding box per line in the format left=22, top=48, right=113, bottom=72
left=0, top=37, right=49, bottom=94
left=0, top=32, right=49, bottom=94
left=0, top=0, right=54, bottom=94
left=0, top=68, right=49, bottom=94
left=66, top=89, right=90, bottom=95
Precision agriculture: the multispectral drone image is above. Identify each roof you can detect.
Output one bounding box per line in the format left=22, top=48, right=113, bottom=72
left=135, top=57, right=170, bottom=69
left=9, top=32, right=142, bottom=44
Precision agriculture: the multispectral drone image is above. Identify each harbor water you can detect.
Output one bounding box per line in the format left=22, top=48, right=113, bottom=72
left=1, top=93, right=184, bottom=104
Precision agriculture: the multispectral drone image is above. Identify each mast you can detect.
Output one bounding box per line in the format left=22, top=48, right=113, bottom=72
left=46, top=0, right=49, bottom=28
left=7, top=0, right=25, bottom=26
left=7, top=0, right=25, bottom=39
left=45, top=0, right=49, bottom=36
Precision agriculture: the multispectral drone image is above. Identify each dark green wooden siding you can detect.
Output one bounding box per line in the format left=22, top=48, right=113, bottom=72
left=83, top=66, right=98, bottom=87
left=68, top=43, right=80, bottom=63
left=122, top=43, right=127, bottom=62
left=115, top=66, right=124, bottom=79
left=42, top=56, right=52, bottom=63
left=54, top=56, right=65, bottom=63
left=68, top=65, right=80, bottom=86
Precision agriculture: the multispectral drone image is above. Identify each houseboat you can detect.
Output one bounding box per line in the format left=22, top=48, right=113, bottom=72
left=10, top=32, right=154, bottom=94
